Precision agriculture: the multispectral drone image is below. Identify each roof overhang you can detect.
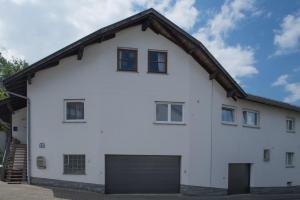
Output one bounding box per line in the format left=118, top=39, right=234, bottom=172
left=244, top=94, right=300, bottom=112
left=0, top=98, right=24, bottom=123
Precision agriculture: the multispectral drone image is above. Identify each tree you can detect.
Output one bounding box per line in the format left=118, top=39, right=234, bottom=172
left=0, top=52, right=28, bottom=100
left=0, top=52, right=28, bottom=132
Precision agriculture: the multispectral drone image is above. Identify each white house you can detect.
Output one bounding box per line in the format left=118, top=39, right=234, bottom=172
left=1, top=9, right=300, bottom=195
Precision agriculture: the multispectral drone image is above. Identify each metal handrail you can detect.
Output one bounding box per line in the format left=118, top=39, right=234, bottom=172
left=0, top=132, right=11, bottom=180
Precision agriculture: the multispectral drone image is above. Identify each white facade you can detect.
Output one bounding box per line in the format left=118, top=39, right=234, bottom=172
left=12, top=25, right=300, bottom=189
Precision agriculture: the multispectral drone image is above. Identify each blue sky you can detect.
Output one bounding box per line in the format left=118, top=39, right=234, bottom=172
left=0, top=0, right=300, bottom=105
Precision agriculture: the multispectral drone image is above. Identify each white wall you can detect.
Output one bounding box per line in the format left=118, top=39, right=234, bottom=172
left=28, top=25, right=212, bottom=186
left=27, top=24, right=300, bottom=189
left=212, top=81, right=300, bottom=188
left=12, top=108, right=27, bottom=144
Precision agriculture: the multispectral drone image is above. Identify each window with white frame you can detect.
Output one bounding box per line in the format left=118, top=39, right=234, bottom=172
left=286, top=118, right=295, bottom=132
left=64, top=99, right=85, bottom=122
left=221, top=105, right=236, bottom=124
left=155, top=102, right=184, bottom=124
left=263, top=149, right=270, bottom=162
left=63, top=154, right=85, bottom=175
left=243, top=110, right=259, bottom=127
left=286, top=152, right=295, bottom=167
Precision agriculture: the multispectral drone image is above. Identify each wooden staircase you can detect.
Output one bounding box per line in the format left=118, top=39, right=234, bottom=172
left=4, top=142, right=27, bottom=184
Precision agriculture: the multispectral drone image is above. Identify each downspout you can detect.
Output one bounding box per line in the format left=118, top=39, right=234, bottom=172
left=26, top=97, right=31, bottom=184
left=209, top=79, right=214, bottom=187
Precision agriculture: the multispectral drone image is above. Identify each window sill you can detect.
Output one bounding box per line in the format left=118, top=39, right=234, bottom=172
left=153, top=122, right=186, bottom=126
left=286, top=166, right=295, bottom=168
left=147, top=72, right=168, bottom=75
left=242, top=124, right=260, bottom=129
left=287, top=130, right=296, bottom=134
left=221, top=122, right=238, bottom=126
left=63, top=120, right=87, bottom=123
left=117, top=69, right=138, bottom=73
left=63, top=173, right=86, bottom=175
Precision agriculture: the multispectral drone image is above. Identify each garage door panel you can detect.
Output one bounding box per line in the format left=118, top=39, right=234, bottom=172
left=105, top=155, right=180, bottom=194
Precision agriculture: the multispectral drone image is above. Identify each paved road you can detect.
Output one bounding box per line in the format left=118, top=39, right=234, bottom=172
left=1, top=181, right=300, bottom=200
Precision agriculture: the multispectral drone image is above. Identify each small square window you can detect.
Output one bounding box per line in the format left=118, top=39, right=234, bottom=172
left=286, top=152, right=295, bottom=167
left=221, top=106, right=235, bottom=124
left=243, top=110, right=259, bottom=127
left=148, top=51, right=167, bottom=73
left=64, top=100, right=85, bottom=122
left=64, top=154, right=85, bottom=175
left=117, top=48, right=137, bottom=72
left=286, top=118, right=295, bottom=132
left=155, top=102, right=184, bottom=124
left=263, top=149, right=270, bottom=162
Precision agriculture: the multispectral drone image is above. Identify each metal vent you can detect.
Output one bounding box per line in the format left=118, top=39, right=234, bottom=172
left=37, top=156, right=46, bottom=169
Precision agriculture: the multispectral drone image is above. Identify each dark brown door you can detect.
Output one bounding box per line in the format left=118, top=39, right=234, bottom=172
left=228, top=163, right=250, bottom=194
left=105, top=155, right=181, bottom=194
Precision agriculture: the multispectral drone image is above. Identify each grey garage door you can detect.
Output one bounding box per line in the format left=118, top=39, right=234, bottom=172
left=105, top=155, right=181, bottom=194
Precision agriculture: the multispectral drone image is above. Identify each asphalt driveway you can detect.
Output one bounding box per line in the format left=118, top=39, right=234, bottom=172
left=1, top=181, right=300, bottom=200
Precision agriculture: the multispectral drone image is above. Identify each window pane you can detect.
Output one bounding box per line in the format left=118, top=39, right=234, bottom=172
left=156, top=104, right=168, bottom=121
left=286, top=153, right=294, bottom=166
left=222, top=107, right=234, bottom=122
left=118, top=49, right=137, bottom=71
left=66, top=102, right=84, bottom=120
left=171, top=104, right=183, bottom=122
left=149, top=51, right=167, bottom=73
left=264, top=149, right=270, bottom=161
left=243, top=111, right=258, bottom=126
left=287, top=119, right=294, bottom=131
left=243, top=111, right=247, bottom=124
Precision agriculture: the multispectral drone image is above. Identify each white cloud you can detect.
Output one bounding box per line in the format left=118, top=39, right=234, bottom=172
left=9, top=0, right=39, bottom=5
left=293, top=67, right=300, bottom=72
left=0, top=17, right=25, bottom=60
left=163, top=0, right=199, bottom=30
left=0, top=0, right=198, bottom=63
left=272, top=74, right=300, bottom=103
left=193, top=0, right=258, bottom=80
left=64, top=0, right=198, bottom=36
left=0, top=47, right=25, bottom=61
left=272, top=74, right=288, bottom=86
left=274, top=12, right=300, bottom=55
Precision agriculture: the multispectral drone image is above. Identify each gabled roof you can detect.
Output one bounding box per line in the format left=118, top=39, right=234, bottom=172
left=2, top=8, right=300, bottom=113
left=3, top=8, right=246, bottom=99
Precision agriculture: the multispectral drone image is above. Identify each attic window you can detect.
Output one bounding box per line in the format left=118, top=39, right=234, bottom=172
left=117, top=48, right=137, bottom=72
left=148, top=50, right=167, bottom=73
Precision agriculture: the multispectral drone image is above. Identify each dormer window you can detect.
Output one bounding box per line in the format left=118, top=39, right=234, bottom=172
left=148, top=50, right=167, bottom=73
left=117, top=48, right=137, bottom=72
